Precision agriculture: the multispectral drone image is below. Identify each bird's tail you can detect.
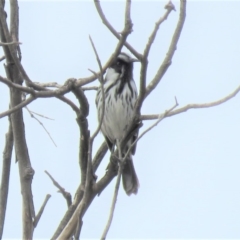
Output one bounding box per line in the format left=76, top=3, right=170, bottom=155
left=122, top=155, right=139, bottom=195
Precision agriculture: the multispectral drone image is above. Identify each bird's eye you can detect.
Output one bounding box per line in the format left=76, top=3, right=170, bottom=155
left=116, top=61, right=121, bottom=65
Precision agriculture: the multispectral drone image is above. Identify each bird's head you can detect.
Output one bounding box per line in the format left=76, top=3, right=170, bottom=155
left=106, top=52, right=139, bottom=82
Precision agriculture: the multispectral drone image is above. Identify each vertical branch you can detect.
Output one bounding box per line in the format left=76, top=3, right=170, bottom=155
left=0, top=1, right=35, bottom=239
left=10, top=0, right=21, bottom=61
left=10, top=0, right=19, bottom=41
left=144, top=0, right=186, bottom=98
left=138, top=1, right=176, bottom=110
left=124, top=0, right=132, bottom=31
left=100, top=140, right=123, bottom=240
left=73, top=86, right=90, bottom=186
left=0, top=120, right=13, bottom=238
left=10, top=72, right=35, bottom=239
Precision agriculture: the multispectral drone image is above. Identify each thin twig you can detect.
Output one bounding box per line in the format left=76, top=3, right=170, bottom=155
left=25, top=106, right=57, bottom=147
left=25, top=107, right=57, bottom=147
left=45, top=171, right=72, bottom=208
left=100, top=140, right=123, bottom=240
left=33, top=194, right=51, bottom=228
left=88, top=35, right=105, bottom=142
left=0, top=40, right=21, bottom=46
left=27, top=110, right=54, bottom=120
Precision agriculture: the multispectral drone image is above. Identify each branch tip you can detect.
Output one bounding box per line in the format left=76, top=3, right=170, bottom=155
left=165, top=1, right=176, bottom=11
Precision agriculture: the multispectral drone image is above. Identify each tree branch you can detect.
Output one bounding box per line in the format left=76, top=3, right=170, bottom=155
left=0, top=95, right=35, bottom=119
left=138, top=1, right=176, bottom=109
left=141, top=84, right=240, bottom=121
left=0, top=40, right=21, bottom=46
left=74, top=0, right=136, bottom=88
left=93, top=0, right=141, bottom=59
left=0, top=55, right=5, bottom=61
left=33, top=194, right=51, bottom=228
left=144, top=0, right=186, bottom=99
left=25, top=107, right=57, bottom=147
left=100, top=140, right=123, bottom=240
left=45, top=171, right=72, bottom=208
left=92, top=141, right=108, bottom=173
left=0, top=120, right=13, bottom=239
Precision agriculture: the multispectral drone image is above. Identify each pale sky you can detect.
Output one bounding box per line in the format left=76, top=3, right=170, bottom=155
left=0, top=1, right=240, bottom=239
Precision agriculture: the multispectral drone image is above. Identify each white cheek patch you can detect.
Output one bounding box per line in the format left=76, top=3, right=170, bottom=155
left=105, top=68, right=120, bottom=84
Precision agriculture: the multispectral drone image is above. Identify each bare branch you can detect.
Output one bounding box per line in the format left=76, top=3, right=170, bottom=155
left=94, top=0, right=141, bottom=59
left=126, top=98, right=178, bottom=159
left=88, top=35, right=104, bottom=142
left=74, top=218, right=83, bottom=240
left=141, top=84, right=240, bottom=121
left=0, top=121, right=13, bottom=239
left=27, top=110, right=54, bottom=120
left=74, top=0, right=136, bottom=88
left=100, top=168, right=122, bottom=240
left=0, top=75, right=82, bottom=98
left=1, top=2, right=35, bottom=238
left=0, top=56, right=5, bottom=61
left=33, top=194, right=51, bottom=228
left=0, top=76, right=83, bottom=118
left=25, top=107, right=57, bottom=147
left=101, top=140, right=123, bottom=240
left=0, top=40, right=21, bottom=46
left=0, top=75, right=36, bottom=94
left=57, top=95, right=80, bottom=115
left=82, top=86, right=98, bottom=91
left=57, top=139, right=93, bottom=239
left=45, top=171, right=72, bottom=208
left=33, top=82, right=62, bottom=88
left=10, top=0, right=19, bottom=42
left=144, top=0, right=186, bottom=99
left=138, top=1, right=176, bottom=109
left=92, top=141, right=108, bottom=172
left=0, top=94, right=35, bottom=119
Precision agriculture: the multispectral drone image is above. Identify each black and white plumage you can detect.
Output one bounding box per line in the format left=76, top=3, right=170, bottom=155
left=96, top=52, right=139, bottom=195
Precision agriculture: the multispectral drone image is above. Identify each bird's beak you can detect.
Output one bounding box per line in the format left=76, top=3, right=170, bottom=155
left=130, top=58, right=140, bottom=63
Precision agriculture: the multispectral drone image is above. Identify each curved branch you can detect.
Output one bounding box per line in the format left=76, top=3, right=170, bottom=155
left=144, top=0, right=186, bottom=99
left=138, top=1, right=176, bottom=109
left=141, top=84, right=240, bottom=121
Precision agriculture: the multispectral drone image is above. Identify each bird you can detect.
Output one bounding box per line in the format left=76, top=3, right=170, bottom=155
left=96, top=52, right=140, bottom=195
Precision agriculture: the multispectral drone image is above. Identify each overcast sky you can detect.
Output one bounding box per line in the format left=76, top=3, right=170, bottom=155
left=0, top=1, right=240, bottom=239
